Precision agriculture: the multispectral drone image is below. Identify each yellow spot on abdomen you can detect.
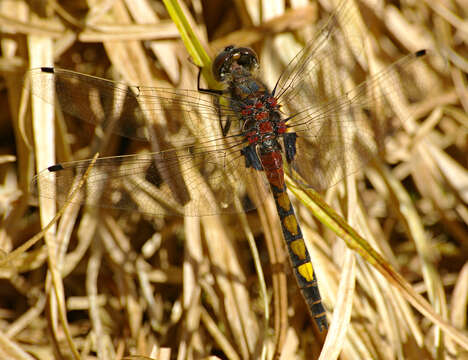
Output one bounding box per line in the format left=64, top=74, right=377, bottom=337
left=297, top=263, right=314, bottom=282
left=283, top=215, right=299, bottom=236
left=276, top=191, right=291, bottom=211
left=290, top=239, right=307, bottom=260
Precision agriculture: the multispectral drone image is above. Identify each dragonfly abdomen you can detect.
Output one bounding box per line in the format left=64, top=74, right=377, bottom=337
left=272, top=182, right=328, bottom=331
left=260, top=152, right=328, bottom=331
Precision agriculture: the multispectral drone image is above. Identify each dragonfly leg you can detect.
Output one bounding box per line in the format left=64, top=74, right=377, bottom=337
left=196, top=67, right=223, bottom=95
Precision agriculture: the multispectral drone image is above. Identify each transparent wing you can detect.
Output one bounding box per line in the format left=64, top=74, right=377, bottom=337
left=27, top=67, right=270, bottom=215
left=283, top=50, right=427, bottom=190
left=270, top=0, right=427, bottom=191
left=31, top=140, right=265, bottom=216
left=273, top=0, right=361, bottom=102
left=25, top=67, right=243, bottom=144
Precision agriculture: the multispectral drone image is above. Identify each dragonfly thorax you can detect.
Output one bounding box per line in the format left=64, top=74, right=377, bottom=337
left=241, top=96, right=285, bottom=144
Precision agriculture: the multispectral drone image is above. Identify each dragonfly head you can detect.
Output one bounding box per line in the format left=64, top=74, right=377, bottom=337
left=212, top=46, right=259, bottom=82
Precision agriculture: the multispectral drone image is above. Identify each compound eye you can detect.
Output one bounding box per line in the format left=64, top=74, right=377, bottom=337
left=236, top=48, right=259, bottom=71
left=212, top=46, right=258, bottom=82
left=212, top=45, right=235, bottom=82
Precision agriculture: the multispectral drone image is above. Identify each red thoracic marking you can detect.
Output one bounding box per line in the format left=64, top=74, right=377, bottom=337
left=255, top=111, right=268, bottom=121
left=266, top=97, right=277, bottom=107
left=277, top=122, right=287, bottom=134
left=246, top=130, right=258, bottom=144
left=259, top=121, right=273, bottom=133
left=241, top=105, right=253, bottom=116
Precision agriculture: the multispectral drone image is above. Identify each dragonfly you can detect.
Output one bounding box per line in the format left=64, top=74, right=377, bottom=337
left=27, top=1, right=426, bottom=332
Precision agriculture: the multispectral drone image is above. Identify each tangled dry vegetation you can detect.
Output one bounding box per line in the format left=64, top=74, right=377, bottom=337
left=0, top=0, right=467, bottom=359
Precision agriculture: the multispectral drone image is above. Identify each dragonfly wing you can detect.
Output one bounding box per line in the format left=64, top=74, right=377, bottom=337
left=273, top=0, right=363, bottom=103
left=286, top=115, right=376, bottom=191
left=284, top=50, right=427, bottom=190
left=25, top=67, right=240, bottom=144
left=32, top=142, right=264, bottom=216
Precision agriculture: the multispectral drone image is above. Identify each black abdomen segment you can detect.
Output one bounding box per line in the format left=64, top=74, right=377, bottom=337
left=270, top=183, right=328, bottom=331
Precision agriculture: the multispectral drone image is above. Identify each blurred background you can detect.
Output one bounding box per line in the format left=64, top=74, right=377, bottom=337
left=0, top=0, right=467, bottom=359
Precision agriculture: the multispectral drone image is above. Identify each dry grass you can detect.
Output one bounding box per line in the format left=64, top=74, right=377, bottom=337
left=1, top=0, right=468, bottom=359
